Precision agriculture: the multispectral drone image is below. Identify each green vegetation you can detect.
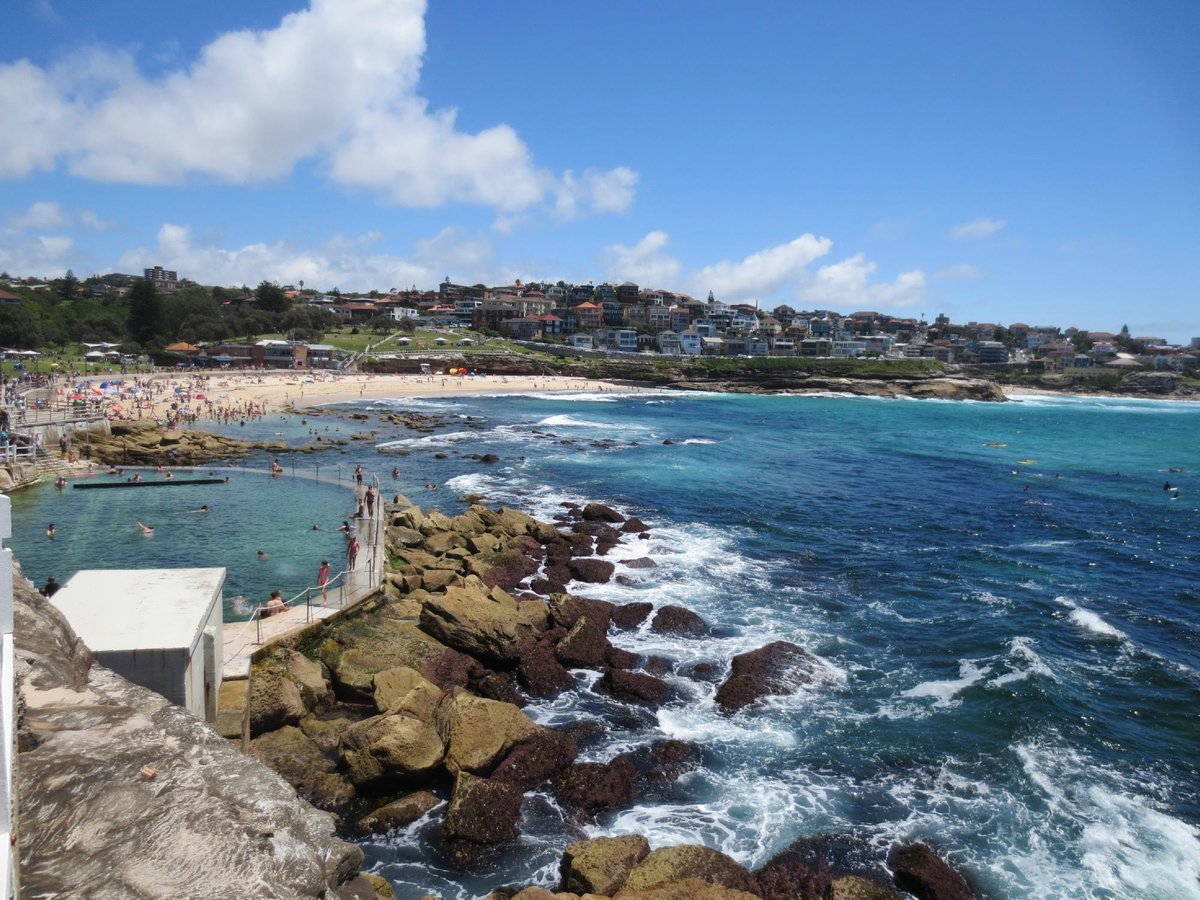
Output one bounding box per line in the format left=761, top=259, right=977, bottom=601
left=684, top=356, right=944, bottom=378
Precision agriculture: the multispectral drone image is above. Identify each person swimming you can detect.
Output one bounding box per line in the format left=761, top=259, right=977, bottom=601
left=137, top=521, right=154, bottom=535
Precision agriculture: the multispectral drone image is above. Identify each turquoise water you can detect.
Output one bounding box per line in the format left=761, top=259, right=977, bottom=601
left=8, top=466, right=356, bottom=618
left=9, top=391, right=1199, bottom=898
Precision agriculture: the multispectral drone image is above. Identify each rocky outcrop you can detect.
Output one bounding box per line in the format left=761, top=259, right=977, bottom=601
left=13, top=567, right=370, bottom=898
left=714, top=641, right=820, bottom=713
left=560, top=835, right=651, bottom=895
left=887, top=843, right=975, bottom=900
left=85, top=419, right=288, bottom=464
left=622, top=845, right=762, bottom=896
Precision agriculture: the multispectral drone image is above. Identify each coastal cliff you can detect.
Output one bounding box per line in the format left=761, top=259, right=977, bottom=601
left=12, top=566, right=383, bottom=899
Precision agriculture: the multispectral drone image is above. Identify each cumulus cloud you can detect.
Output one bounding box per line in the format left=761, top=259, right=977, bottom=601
left=0, top=0, right=634, bottom=218
left=692, top=234, right=832, bottom=300
left=0, top=234, right=75, bottom=276
left=113, top=222, right=508, bottom=292
left=5, top=201, right=68, bottom=232
left=797, top=253, right=926, bottom=309
left=603, top=231, right=681, bottom=287
left=948, top=217, right=1006, bottom=239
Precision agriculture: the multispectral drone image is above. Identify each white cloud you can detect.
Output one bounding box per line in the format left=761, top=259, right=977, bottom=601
left=692, top=234, right=832, bottom=300
left=0, top=234, right=75, bottom=276
left=933, top=263, right=985, bottom=279
left=113, top=222, right=508, bottom=292
left=0, top=0, right=634, bottom=218
left=603, top=231, right=681, bottom=287
left=797, top=253, right=926, bottom=310
left=948, top=217, right=1006, bottom=240
left=5, top=201, right=68, bottom=232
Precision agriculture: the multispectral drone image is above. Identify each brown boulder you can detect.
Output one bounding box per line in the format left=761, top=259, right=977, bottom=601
left=555, top=616, right=610, bottom=668
left=828, top=876, right=902, bottom=899
left=553, top=757, right=640, bottom=814
left=612, top=601, right=654, bottom=629
left=249, top=725, right=356, bottom=813
left=567, top=557, right=616, bottom=584
left=560, top=834, right=651, bottom=896
left=247, top=668, right=308, bottom=737
left=436, top=691, right=541, bottom=775
left=582, top=502, right=626, bottom=523
left=714, top=641, right=820, bottom=714
left=650, top=605, right=708, bottom=636
left=372, top=666, right=444, bottom=719
left=355, top=790, right=440, bottom=836
left=886, top=843, right=974, bottom=900
left=601, top=669, right=670, bottom=706
left=490, top=729, right=580, bottom=790
left=442, top=771, right=524, bottom=851
left=517, top=644, right=576, bottom=696
left=419, top=583, right=548, bottom=665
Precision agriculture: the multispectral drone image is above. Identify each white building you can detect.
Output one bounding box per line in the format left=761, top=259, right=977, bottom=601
left=51, top=568, right=226, bottom=722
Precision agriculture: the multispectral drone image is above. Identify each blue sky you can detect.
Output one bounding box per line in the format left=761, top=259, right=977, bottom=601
left=3, top=0, right=1198, bottom=341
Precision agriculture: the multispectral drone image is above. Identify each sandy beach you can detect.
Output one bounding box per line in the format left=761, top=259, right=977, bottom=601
left=120, top=370, right=630, bottom=421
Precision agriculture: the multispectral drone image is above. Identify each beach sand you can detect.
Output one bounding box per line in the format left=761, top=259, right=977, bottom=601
left=139, top=370, right=629, bottom=419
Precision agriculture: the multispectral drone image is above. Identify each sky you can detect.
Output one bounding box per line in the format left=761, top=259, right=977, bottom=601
left=2, top=0, right=1198, bottom=342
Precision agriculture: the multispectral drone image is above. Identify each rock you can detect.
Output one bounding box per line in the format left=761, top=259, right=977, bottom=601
left=560, top=834, right=651, bottom=896
left=419, top=584, right=548, bottom=665
left=321, top=619, right=448, bottom=703
left=282, top=649, right=334, bottom=710
left=828, top=875, right=902, bottom=899
left=622, top=557, right=658, bottom=569
left=355, top=790, right=440, bottom=835
left=436, top=691, right=541, bottom=775
left=473, top=670, right=527, bottom=707
left=756, top=834, right=887, bottom=900
left=553, top=758, right=640, bottom=814
left=555, top=616, right=610, bottom=668
left=389, top=526, right=425, bottom=548
left=249, top=725, right=356, bottom=812
left=14, top=575, right=364, bottom=898
left=622, top=845, right=760, bottom=896
left=490, top=729, right=580, bottom=790
left=299, top=709, right=364, bottom=753
left=361, top=873, right=398, bottom=900
left=247, top=667, right=309, bottom=737
left=600, top=669, right=670, bottom=706
left=886, top=843, right=973, bottom=900
left=605, top=646, right=640, bottom=669
left=650, top=605, right=708, bottom=636
left=442, top=771, right=524, bottom=848
left=339, top=713, right=445, bottom=787
left=517, top=644, right=576, bottom=696
left=619, top=740, right=703, bottom=783
left=714, top=641, right=820, bottom=714
left=373, top=665, right=445, bottom=719
left=621, top=517, right=649, bottom=533
left=611, top=601, right=654, bottom=629
left=567, top=557, right=616, bottom=584
left=426, top=531, right=467, bottom=555
left=548, top=593, right=615, bottom=631
left=582, top=502, right=626, bottom=523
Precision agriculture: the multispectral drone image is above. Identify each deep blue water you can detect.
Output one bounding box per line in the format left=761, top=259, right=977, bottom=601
left=9, top=390, right=1200, bottom=898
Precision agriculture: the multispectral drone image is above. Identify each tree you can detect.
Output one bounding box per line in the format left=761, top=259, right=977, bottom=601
left=127, top=280, right=165, bottom=346
left=254, top=280, right=289, bottom=313
left=58, top=269, right=80, bottom=302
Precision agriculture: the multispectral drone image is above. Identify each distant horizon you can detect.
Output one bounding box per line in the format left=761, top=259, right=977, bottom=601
left=3, top=1, right=1198, bottom=343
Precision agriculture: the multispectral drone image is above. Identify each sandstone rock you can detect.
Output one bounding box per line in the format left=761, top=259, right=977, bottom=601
left=553, top=758, right=640, bottom=814
left=886, top=843, right=973, bottom=900
left=650, top=605, right=708, bottom=636
left=361, top=873, right=398, bottom=900
left=714, top=641, right=819, bottom=714
left=247, top=667, right=309, bottom=737
left=442, top=771, right=524, bottom=845
left=490, top=728, right=580, bottom=790
left=622, top=557, right=658, bottom=569
left=389, top=526, right=425, bottom=548
left=339, top=713, right=445, bottom=787
left=561, top=835, right=651, bottom=896
left=15, top=576, right=363, bottom=898
left=828, top=875, right=902, bottom=899
left=422, top=568, right=462, bottom=591
left=622, top=845, right=759, bottom=896
left=299, top=710, right=365, bottom=753
left=616, top=877, right=760, bottom=899
left=373, top=665, right=445, bottom=719
left=321, top=619, right=448, bottom=703
left=426, top=530, right=467, bottom=555
left=420, top=584, right=548, bottom=665
left=611, top=602, right=653, bottom=629
left=436, top=691, right=541, bottom=775
left=249, top=725, right=356, bottom=812
left=568, top=557, right=615, bottom=584
left=355, top=790, right=440, bottom=835
left=549, top=593, right=615, bottom=631
left=283, top=649, right=334, bottom=710
left=600, top=669, right=670, bottom=706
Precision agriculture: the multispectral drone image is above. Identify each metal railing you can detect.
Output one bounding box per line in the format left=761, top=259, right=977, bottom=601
left=1, top=494, right=19, bottom=898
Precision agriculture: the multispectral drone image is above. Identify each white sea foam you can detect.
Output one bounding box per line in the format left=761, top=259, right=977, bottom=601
left=901, top=659, right=990, bottom=707
left=680, top=438, right=719, bottom=445
left=1056, top=596, right=1128, bottom=641
left=989, top=636, right=1058, bottom=688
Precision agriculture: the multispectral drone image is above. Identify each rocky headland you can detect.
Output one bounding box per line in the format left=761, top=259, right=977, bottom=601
left=235, top=495, right=981, bottom=898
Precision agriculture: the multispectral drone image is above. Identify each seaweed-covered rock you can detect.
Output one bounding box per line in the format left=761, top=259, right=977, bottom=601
left=489, top=729, right=580, bottom=790
left=442, top=772, right=524, bottom=857
left=567, top=557, right=616, bottom=584
left=249, top=725, right=356, bottom=812
left=355, top=790, right=440, bottom=836
left=612, top=601, right=654, bottom=629
left=555, top=615, right=610, bottom=668
left=650, top=605, right=708, bottom=636
left=714, top=641, right=819, bottom=714
left=582, top=502, right=626, bottom=523
left=517, top=644, right=575, bottom=696
left=600, top=668, right=670, bottom=706
left=886, top=843, right=974, bottom=900
left=553, top=757, right=639, bottom=814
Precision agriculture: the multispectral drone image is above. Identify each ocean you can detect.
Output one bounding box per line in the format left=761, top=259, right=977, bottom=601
left=10, top=390, right=1200, bottom=898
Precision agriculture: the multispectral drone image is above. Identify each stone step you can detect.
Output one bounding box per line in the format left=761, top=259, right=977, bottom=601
left=215, top=677, right=250, bottom=748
